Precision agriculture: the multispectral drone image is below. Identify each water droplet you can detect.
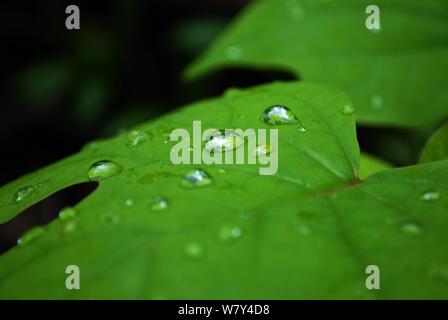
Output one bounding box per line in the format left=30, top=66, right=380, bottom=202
left=219, top=226, right=243, bottom=243
left=13, top=184, right=42, bottom=203
left=88, top=160, right=123, bottom=181
left=58, top=207, right=77, bottom=221
left=184, top=242, right=204, bottom=259
left=125, top=198, right=134, bottom=207
left=371, top=95, right=383, bottom=109
left=261, top=105, right=299, bottom=125
left=125, top=129, right=151, bottom=148
left=218, top=168, right=227, bottom=174
left=225, top=87, right=243, bottom=98
left=226, top=46, right=242, bottom=60
left=341, top=105, right=355, bottom=115
left=204, top=130, right=244, bottom=153
left=103, top=212, right=120, bottom=224
left=428, top=266, right=448, bottom=283
left=297, top=124, right=307, bottom=133
left=400, top=221, right=422, bottom=236
left=286, top=0, right=306, bottom=21
left=17, top=226, right=46, bottom=246
left=181, top=169, right=213, bottom=189
left=61, top=221, right=78, bottom=234
left=149, top=197, right=169, bottom=211
left=420, top=190, right=440, bottom=202
left=254, top=144, right=272, bottom=156
left=296, top=224, right=312, bottom=236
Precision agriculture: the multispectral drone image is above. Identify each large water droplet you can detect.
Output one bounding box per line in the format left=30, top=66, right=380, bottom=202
left=400, top=221, right=422, bottom=236
left=59, top=207, right=77, bottom=221
left=181, top=169, right=213, bottom=189
left=88, top=160, right=123, bottom=181
left=17, top=226, right=46, bottom=246
left=420, top=190, right=440, bottom=202
left=219, top=226, right=243, bottom=243
left=184, top=242, right=204, bottom=259
left=204, top=130, right=244, bottom=153
left=125, top=129, right=151, bottom=148
left=13, top=184, right=42, bottom=203
left=149, top=197, right=169, bottom=211
left=341, top=105, right=355, bottom=115
left=261, top=105, right=299, bottom=125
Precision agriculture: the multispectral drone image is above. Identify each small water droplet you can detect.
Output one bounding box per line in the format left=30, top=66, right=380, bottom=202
left=125, top=129, right=151, bottom=148
left=181, top=168, right=213, bottom=189
left=125, top=198, right=134, bottom=207
left=204, top=130, right=244, bottom=153
left=428, top=266, right=448, bottom=283
left=218, top=168, right=227, bottom=174
left=296, top=224, right=312, bottom=236
left=261, top=105, right=299, bottom=125
left=341, top=105, right=355, bottom=115
left=420, top=190, right=440, bottom=202
left=297, top=124, right=307, bottom=133
left=219, top=226, right=243, bottom=243
left=184, top=242, right=204, bottom=259
left=225, top=87, right=243, bottom=98
left=58, top=207, right=77, bottom=221
left=103, top=212, right=120, bottom=224
left=371, top=95, right=383, bottom=109
left=13, top=184, right=42, bottom=203
left=88, top=160, right=123, bottom=181
left=400, top=221, right=422, bottom=236
left=253, top=144, right=272, bottom=156
left=286, top=0, right=306, bottom=21
left=149, top=197, right=169, bottom=211
left=17, top=226, right=46, bottom=246
left=226, top=46, right=242, bottom=60
left=61, top=221, right=78, bottom=234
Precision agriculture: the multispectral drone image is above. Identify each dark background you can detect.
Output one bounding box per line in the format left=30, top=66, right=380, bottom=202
left=0, top=0, right=427, bottom=253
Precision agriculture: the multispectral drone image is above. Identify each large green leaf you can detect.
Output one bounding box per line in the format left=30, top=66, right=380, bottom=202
left=185, top=0, right=448, bottom=128
left=0, top=82, right=447, bottom=299
left=420, top=122, right=448, bottom=163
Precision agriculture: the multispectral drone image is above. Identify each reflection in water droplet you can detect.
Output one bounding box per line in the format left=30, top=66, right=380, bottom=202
left=59, top=207, right=77, bottom=221
left=184, top=242, right=204, bottom=259
left=297, top=124, right=307, bottom=133
left=61, top=221, right=78, bottom=234
left=88, top=160, right=123, bottom=181
left=125, top=129, right=151, bottom=148
left=13, top=184, right=42, bottom=203
left=226, top=46, right=242, bottom=60
left=17, top=226, right=46, bottom=246
left=219, top=226, right=243, bottom=243
left=149, top=197, right=169, bottom=211
left=181, top=169, right=213, bottom=189
left=341, top=105, right=355, bottom=115
left=261, top=105, right=299, bottom=125
left=400, top=221, right=422, bottom=236
left=420, top=190, right=440, bottom=202
left=205, top=130, right=245, bottom=153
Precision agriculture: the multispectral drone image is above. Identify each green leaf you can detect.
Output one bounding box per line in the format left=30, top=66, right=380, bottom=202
left=185, top=0, right=448, bottom=128
left=0, top=82, right=447, bottom=299
left=359, top=152, right=392, bottom=180
left=420, top=122, right=448, bottom=163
